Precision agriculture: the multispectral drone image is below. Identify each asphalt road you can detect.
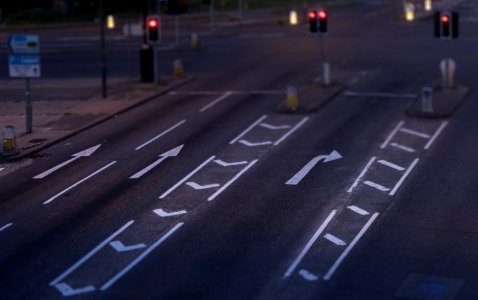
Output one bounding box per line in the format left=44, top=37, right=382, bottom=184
left=1, top=0, right=478, bottom=299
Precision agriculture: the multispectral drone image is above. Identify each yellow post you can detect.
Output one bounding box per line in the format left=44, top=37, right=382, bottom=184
left=405, top=3, right=415, bottom=21
left=107, top=15, right=115, bottom=29
left=289, top=10, right=298, bottom=25
left=174, top=59, right=185, bottom=78
left=286, top=86, right=299, bottom=111
left=2, top=126, right=17, bottom=156
left=191, top=33, right=199, bottom=49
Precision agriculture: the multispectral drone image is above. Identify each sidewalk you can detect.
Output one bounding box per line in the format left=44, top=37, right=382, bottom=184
left=0, top=76, right=193, bottom=161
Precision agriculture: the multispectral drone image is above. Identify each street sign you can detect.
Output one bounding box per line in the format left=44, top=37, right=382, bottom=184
left=8, top=34, right=40, bottom=54
left=9, top=55, right=41, bottom=78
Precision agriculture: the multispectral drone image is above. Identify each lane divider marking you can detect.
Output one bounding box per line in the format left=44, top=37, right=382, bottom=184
left=324, top=233, right=347, bottom=246
left=54, top=283, right=95, bottom=297
left=238, top=140, right=273, bottom=147
left=0, top=223, right=13, bottom=233
left=390, top=143, right=416, bottom=153
left=199, top=91, right=233, bottom=113
left=208, top=159, right=258, bottom=201
left=381, top=121, right=404, bottom=149
left=364, top=181, right=390, bottom=192
left=347, top=206, right=369, bottom=216
left=377, top=159, right=405, bottom=171
left=230, top=115, right=268, bottom=144
left=135, top=120, right=186, bottom=151
left=274, top=117, right=309, bottom=146
left=259, top=123, right=292, bottom=130
left=298, top=269, right=319, bottom=282
left=214, top=160, right=248, bottom=167
left=109, top=241, right=146, bottom=252
left=389, top=158, right=419, bottom=196
left=424, top=121, right=448, bottom=150
left=153, top=209, right=187, bottom=218
left=186, top=182, right=220, bottom=190
left=399, top=128, right=431, bottom=139
left=348, top=157, right=376, bottom=193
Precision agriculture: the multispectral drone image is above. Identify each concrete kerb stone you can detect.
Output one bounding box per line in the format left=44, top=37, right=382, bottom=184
left=2, top=76, right=194, bottom=161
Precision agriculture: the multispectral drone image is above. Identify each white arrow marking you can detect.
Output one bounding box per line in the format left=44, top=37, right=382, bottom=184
left=347, top=206, right=370, bottom=216
left=298, top=269, right=319, bottom=281
left=286, top=150, right=342, bottom=185
left=214, top=160, right=248, bottom=167
left=33, top=144, right=101, bottom=179
left=324, top=233, right=347, bottom=246
left=130, top=145, right=184, bottom=179
left=186, top=182, right=220, bottom=190
left=54, top=283, right=95, bottom=296
left=0, top=223, right=13, bottom=232
left=153, top=208, right=187, bottom=218
left=259, top=123, right=291, bottom=130
left=238, top=140, right=273, bottom=147
left=110, top=241, right=146, bottom=252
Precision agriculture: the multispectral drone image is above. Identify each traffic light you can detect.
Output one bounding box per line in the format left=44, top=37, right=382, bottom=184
left=318, top=9, right=328, bottom=33
left=308, top=10, right=317, bottom=33
left=434, top=11, right=459, bottom=39
left=146, top=16, right=160, bottom=42
left=167, top=0, right=188, bottom=15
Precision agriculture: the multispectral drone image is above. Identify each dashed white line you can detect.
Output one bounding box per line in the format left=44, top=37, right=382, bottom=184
left=364, top=180, right=390, bottom=192
left=389, top=158, right=419, bottom=196
left=323, top=213, right=379, bottom=281
left=0, top=223, right=13, bottom=232
left=135, top=119, right=186, bottom=151
left=381, top=121, right=404, bottom=149
left=208, top=159, right=258, bottom=201
left=274, top=117, right=309, bottom=146
left=348, top=157, right=376, bottom=193
left=424, top=121, right=449, bottom=150
left=377, top=159, right=405, bottom=171
left=43, top=161, right=117, bottom=205
left=199, top=91, right=233, bottom=112
left=324, top=233, right=347, bottom=246
left=399, top=128, right=431, bottom=139
left=390, top=143, right=416, bottom=153
left=238, top=140, right=273, bottom=147
left=347, top=206, right=369, bottom=216
left=284, top=210, right=336, bottom=278
left=230, top=115, right=268, bottom=144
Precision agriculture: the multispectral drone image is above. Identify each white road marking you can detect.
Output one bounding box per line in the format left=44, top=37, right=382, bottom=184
left=135, top=120, right=186, bottom=151
left=323, top=213, right=379, bottom=281
left=214, top=160, right=248, bottom=167
left=344, top=91, right=416, bottom=99
left=389, top=158, right=419, bottom=196
left=230, top=115, right=268, bottom=144
left=153, top=208, right=187, bottom=218
left=43, top=161, right=117, bottom=205
left=364, top=181, right=390, bottom=192
left=349, top=70, right=368, bottom=85
left=199, top=91, right=233, bottom=112
left=286, top=150, right=342, bottom=185
left=390, top=143, right=416, bottom=153
left=347, top=206, right=369, bottom=216
left=238, top=140, right=273, bottom=147
left=381, top=121, right=404, bottom=149
left=424, top=121, right=448, bottom=150
left=130, top=145, right=184, bottom=179
left=169, top=91, right=222, bottom=96
left=186, top=182, right=220, bottom=190
left=54, top=283, right=95, bottom=296
left=284, top=210, right=336, bottom=278
left=274, top=117, right=309, bottom=146
left=208, top=159, right=258, bottom=201
left=0, top=223, right=13, bottom=232
left=324, top=233, right=347, bottom=246
left=377, top=159, right=405, bottom=171
left=33, top=144, right=101, bottom=179
left=0, top=167, right=4, bottom=172
left=50, top=220, right=134, bottom=286
left=159, top=156, right=216, bottom=199
left=259, top=123, right=291, bottom=130
left=169, top=90, right=283, bottom=96
left=298, top=269, right=319, bottom=281
left=110, top=241, right=146, bottom=252
left=100, top=222, right=184, bottom=291
left=348, top=157, right=376, bottom=193
left=399, top=128, right=431, bottom=139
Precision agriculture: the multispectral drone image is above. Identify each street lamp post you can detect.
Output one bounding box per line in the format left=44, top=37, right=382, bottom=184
left=99, top=0, right=107, bottom=98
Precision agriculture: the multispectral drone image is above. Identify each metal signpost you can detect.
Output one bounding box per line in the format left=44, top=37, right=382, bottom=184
left=8, top=34, right=41, bottom=134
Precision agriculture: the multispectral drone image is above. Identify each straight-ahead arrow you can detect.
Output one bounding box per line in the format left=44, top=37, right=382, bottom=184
left=286, top=150, right=342, bottom=185
left=33, top=144, right=101, bottom=179
left=130, top=145, right=184, bottom=179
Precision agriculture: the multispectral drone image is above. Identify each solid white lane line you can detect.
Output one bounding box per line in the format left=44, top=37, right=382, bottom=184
left=43, top=161, right=117, bottom=205
left=214, top=160, right=248, bottom=167
left=324, top=234, right=347, bottom=246
left=135, top=120, right=186, bottom=151
left=100, top=222, right=184, bottom=291
left=389, top=158, right=419, bottom=196
left=284, top=210, right=336, bottom=278
left=50, top=220, right=134, bottom=286
left=238, top=140, right=273, bottom=147
left=186, top=182, right=220, bottom=190
left=377, top=160, right=405, bottom=171
left=259, top=123, right=291, bottom=130
left=298, top=269, right=319, bottom=281
left=344, top=92, right=416, bottom=99
left=208, top=159, right=258, bottom=201
left=0, top=223, right=13, bottom=232
left=169, top=91, right=222, bottom=96
left=347, top=157, right=376, bottom=193
left=424, top=121, right=449, bottom=150
left=390, top=143, right=416, bottom=153
left=159, top=156, right=216, bottom=199
left=323, top=213, right=379, bottom=281
left=274, top=117, right=309, bottom=146
left=230, top=115, right=268, bottom=144
left=130, top=157, right=167, bottom=179
left=381, top=121, right=404, bottom=149
left=347, top=206, right=369, bottom=216
left=399, top=128, right=431, bottom=139
left=199, top=91, right=233, bottom=112
left=364, top=181, right=390, bottom=192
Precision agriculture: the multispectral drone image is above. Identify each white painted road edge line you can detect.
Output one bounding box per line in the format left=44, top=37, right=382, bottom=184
left=135, top=119, right=186, bottom=151
left=199, top=91, right=233, bottom=112
left=100, top=222, right=184, bottom=291
left=389, top=158, right=419, bottom=196
left=230, top=115, right=268, bottom=144
left=0, top=223, right=13, bottom=232
left=323, top=213, right=379, bottom=281
left=50, top=220, right=134, bottom=286
left=347, top=157, right=376, bottom=193
left=284, top=210, right=337, bottom=278
left=381, top=121, right=404, bottom=149
left=274, top=117, right=309, bottom=146
left=159, top=156, right=216, bottom=199
left=43, top=161, right=117, bottom=205
left=208, top=159, right=258, bottom=201
left=424, top=121, right=449, bottom=150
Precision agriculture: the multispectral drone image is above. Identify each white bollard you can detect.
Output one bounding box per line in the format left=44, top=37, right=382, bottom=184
left=322, top=62, right=331, bottom=86
left=289, top=10, right=299, bottom=26
left=421, top=87, right=433, bottom=113
left=440, top=59, right=456, bottom=89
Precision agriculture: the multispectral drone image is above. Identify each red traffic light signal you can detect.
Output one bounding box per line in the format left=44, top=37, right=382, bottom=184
left=434, top=11, right=458, bottom=39
left=146, top=16, right=160, bottom=42
left=318, top=9, right=328, bottom=33
left=308, top=10, right=318, bottom=33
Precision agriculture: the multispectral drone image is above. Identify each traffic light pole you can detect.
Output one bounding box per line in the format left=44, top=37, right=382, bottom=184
left=318, top=32, right=327, bottom=86
left=99, top=0, right=107, bottom=98
left=25, top=78, right=32, bottom=133
left=443, top=39, right=450, bottom=88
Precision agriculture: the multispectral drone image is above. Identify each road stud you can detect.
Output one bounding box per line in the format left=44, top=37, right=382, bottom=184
left=2, top=126, right=17, bottom=156
left=286, top=86, right=299, bottom=111
left=174, top=59, right=185, bottom=78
